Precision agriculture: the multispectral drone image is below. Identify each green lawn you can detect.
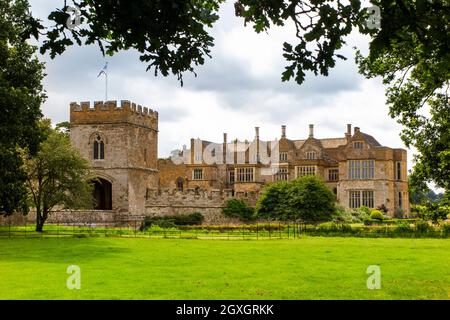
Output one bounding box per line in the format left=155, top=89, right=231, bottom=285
left=0, top=237, right=449, bottom=299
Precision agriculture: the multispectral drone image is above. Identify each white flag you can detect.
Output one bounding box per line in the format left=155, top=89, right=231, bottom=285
left=97, top=62, right=108, bottom=78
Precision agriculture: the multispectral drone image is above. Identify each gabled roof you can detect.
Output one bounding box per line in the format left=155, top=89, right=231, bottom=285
left=278, top=137, right=296, bottom=150
left=293, top=139, right=306, bottom=149
left=360, top=133, right=382, bottom=147
left=320, top=137, right=349, bottom=148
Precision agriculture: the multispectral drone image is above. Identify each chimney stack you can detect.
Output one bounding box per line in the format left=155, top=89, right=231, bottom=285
left=223, top=133, right=227, bottom=164
left=354, top=126, right=360, bottom=134
left=309, top=124, right=314, bottom=138
left=345, top=124, right=352, bottom=140
left=255, top=127, right=260, bottom=140
left=281, top=125, right=286, bottom=138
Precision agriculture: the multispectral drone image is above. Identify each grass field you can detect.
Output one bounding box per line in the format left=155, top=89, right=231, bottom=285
left=0, top=237, right=449, bottom=299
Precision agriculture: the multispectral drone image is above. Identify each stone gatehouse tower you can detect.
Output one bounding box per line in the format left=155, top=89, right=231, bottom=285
left=70, top=100, right=158, bottom=214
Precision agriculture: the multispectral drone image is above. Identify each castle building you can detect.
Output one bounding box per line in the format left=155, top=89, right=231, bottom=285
left=70, top=100, right=410, bottom=218
left=70, top=100, right=159, bottom=214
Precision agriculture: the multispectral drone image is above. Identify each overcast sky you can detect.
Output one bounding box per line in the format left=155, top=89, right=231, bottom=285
left=29, top=0, right=413, bottom=169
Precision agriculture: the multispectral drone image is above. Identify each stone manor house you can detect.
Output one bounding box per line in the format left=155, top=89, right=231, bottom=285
left=69, top=100, right=410, bottom=221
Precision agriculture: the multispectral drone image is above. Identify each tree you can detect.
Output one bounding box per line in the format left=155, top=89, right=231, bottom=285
left=29, top=0, right=224, bottom=85
left=55, top=121, right=70, bottom=136
left=409, top=174, right=444, bottom=205
left=418, top=202, right=449, bottom=225
left=24, top=1, right=448, bottom=83
left=287, top=176, right=336, bottom=221
left=0, top=0, right=46, bottom=215
left=255, top=181, right=290, bottom=219
left=357, top=1, right=450, bottom=191
left=222, top=199, right=255, bottom=221
left=256, top=176, right=336, bottom=221
left=21, top=1, right=450, bottom=189
left=24, top=121, right=93, bottom=232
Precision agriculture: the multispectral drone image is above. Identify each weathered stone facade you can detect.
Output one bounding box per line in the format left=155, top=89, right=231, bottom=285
left=158, top=125, right=410, bottom=217
left=69, top=100, right=409, bottom=220
left=145, top=189, right=255, bottom=223
left=70, top=100, right=158, bottom=214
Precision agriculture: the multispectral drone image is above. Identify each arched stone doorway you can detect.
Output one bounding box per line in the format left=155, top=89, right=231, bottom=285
left=92, top=178, right=112, bottom=210
left=176, top=177, right=184, bottom=192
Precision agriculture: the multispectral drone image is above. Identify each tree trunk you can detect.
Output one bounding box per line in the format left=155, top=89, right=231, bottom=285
left=35, top=210, right=46, bottom=232
left=35, top=220, right=44, bottom=232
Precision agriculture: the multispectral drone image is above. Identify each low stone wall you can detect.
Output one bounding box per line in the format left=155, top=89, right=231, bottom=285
left=145, top=205, right=233, bottom=224
left=1, top=189, right=256, bottom=226
left=145, top=188, right=255, bottom=224
left=0, top=210, right=127, bottom=226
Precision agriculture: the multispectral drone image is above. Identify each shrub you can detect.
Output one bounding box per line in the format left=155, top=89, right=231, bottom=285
left=376, top=204, right=388, bottom=214
left=442, top=223, right=450, bottom=236
left=256, top=176, right=335, bottom=221
left=288, top=176, right=336, bottom=221
left=340, top=224, right=353, bottom=233
left=394, top=207, right=405, bottom=218
left=140, top=212, right=204, bottom=230
left=419, top=202, right=449, bottom=224
left=174, top=212, right=204, bottom=225
left=394, top=223, right=412, bottom=234
left=358, top=206, right=371, bottom=216
left=355, top=206, right=371, bottom=223
left=333, top=206, right=370, bottom=223
left=255, top=181, right=290, bottom=219
left=222, top=199, right=255, bottom=221
left=370, top=209, right=384, bottom=220
left=411, top=204, right=427, bottom=216
left=332, top=205, right=353, bottom=223
left=415, top=221, right=431, bottom=233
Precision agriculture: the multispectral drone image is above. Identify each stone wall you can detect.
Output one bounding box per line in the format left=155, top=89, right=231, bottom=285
left=0, top=210, right=127, bottom=226
left=145, top=188, right=257, bottom=224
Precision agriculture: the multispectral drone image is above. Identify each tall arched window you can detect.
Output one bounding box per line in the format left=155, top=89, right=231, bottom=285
left=93, top=135, right=105, bottom=160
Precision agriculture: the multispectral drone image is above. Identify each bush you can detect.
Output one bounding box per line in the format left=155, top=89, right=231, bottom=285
left=288, top=176, right=336, bottom=221
left=394, top=223, right=413, bottom=234
left=333, top=206, right=370, bottom=223
left=257, top=176, right=335, bottom=221
left=358, top=206, right=371, bottom=216
left=339, top=224, right=353, bottom=233
left=415, top=221, right=431, bottom=233
left=140, top=212, right=204, bottom=230
left=410, top=204, right=427, bottom=218
left=376, top=204, right=388, bottom=214
left=418, top=202, right=449, bottom=224
left=394, top=208, right=405, bottom=218
left=175, top=212, right=204, bottom=225
left=370, top=209, right=384, bottom=220
left=222, top=199, right=255, bottom=221
left=355, top=206, right=370, bottom=222
left=442, top=223, right=450, bottom=236
left=255, top=181, right=290, bottom=219
left=332, top=205, right=353, bottom=223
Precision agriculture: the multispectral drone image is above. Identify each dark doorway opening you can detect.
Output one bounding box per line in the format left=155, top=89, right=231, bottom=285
left=176, top=177, right=184, bottom=192
left=92, top=178, right=112, bottom=210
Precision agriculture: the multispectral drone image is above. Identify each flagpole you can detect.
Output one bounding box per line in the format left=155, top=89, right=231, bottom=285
left=106, top=71, right=108, bottom=100
left=97, top=62, right=108, bottom=100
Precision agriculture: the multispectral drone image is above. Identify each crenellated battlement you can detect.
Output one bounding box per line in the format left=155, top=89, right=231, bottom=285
left=70, top=100, right=158, bottom=130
